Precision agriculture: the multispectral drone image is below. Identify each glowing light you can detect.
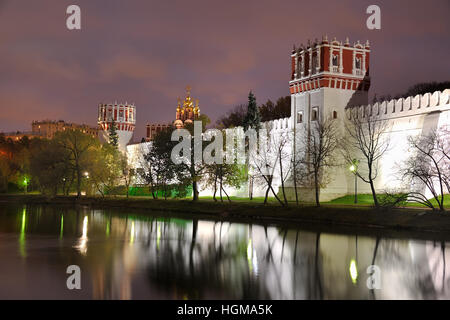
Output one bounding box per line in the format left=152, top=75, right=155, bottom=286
left=349, top=165, right=356, bottom=172
left=19, top=208, right=26, bottom=258
left=106, top=220, right=110, bottom=237
left=247, top=239, right=252, bottom=259
left=156, top=224, right=161, bottom=250
left=130, top=221, right=135, bottom=244
left=349, top=259, right=358, bottom=284
left=60, top=215, right=64, bottom=239
left=246, top=238, right=258, bottom=275
left=74, top=216, right=88, bottom=255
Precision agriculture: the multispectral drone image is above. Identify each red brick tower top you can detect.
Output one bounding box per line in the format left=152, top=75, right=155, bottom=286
left=289, top=36, right=370, bottom=94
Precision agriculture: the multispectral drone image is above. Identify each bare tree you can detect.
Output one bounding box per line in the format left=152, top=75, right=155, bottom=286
left=400, top=128, right=449, bottom=211
left=342, top=108, right=391, bottom=207
left=276, top=131, right=293, bottom=206
left=250, top=131, right=285, bottom=206
left=297, top=117, right=340, bottom=207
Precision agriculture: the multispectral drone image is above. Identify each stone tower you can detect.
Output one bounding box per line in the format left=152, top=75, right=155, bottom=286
left=290, top=36, right=371, bottom=127
left=98, top=102, right=136, bottom=152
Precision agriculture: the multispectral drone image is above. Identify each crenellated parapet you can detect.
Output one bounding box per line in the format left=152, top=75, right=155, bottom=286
left=262, top=117, right=292, bottom=131
left=345, top=89, right=450, bottom=119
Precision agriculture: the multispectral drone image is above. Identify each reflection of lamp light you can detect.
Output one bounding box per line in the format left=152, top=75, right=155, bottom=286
left=75, top=216, right=88, bottom=255
left=349, top=259, right=358, bottom=284
left=130, top=221, right=135, bottom=244
left=19, top=208, right=27, bottom=257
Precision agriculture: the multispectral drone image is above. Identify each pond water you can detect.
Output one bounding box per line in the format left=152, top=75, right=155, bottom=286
left=0, top=202, right=449, bottom=300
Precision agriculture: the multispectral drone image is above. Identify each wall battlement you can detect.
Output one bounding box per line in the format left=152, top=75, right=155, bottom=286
left=347, top=89, right=450, bottom=119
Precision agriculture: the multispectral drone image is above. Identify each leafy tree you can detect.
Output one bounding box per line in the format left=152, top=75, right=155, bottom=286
left=120, top=153, right=135, bottom=199
left=171, top=115, right=211, bottom=201
left=29, top=139, right=69, bottom=196
left=142, top=127, right=177, bottom=199
left=108, top=119, right=119, bottom=148
left=203, top=131, right=247, bottom=202
left=0, top=136, right=32, bottom=193
left=216, top=104, right=246, bottom=129
left=87, top=143, right=122, bottom=197
left=55, top=129, right=99, bottom=197
left=374, top=81, right=450, bottom=102
left=259, top=96, right=291, bottom=122
left=402, top=81, right=450, bottom=98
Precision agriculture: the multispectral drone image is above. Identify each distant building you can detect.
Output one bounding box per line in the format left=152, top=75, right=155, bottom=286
left=145, top=123, right=172, bottom=141
left=1, top=120, right=98, bottom=141
left=32, top=120, right=98, bottom=139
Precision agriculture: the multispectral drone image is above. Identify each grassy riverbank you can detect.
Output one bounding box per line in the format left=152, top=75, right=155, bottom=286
left=1, top=193, right=450, bottom=240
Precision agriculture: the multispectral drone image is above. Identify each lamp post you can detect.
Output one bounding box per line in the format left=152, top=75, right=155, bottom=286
left=349, top=159, right=359, bottom=204
left=23, top=178, right=28, bottom=194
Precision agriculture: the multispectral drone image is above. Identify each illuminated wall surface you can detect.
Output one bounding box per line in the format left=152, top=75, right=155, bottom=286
left=127, top=89, right=450, bottom=201
left=0, top=204, right=449, bottom=299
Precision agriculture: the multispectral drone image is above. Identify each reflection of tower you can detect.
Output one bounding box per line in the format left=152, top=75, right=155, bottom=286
left=98, top=102, right=136, bottom=152
left=174, top=86, right=200, bottom=129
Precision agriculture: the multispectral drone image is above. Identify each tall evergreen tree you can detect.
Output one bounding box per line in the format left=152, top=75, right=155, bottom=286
left=243, top=91, right=261, bottom=131
left=108, top=119, right=119, bottom=148
left=242, top=91, right=261, bottom=200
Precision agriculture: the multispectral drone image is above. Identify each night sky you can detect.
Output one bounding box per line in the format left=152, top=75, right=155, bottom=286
left=0, top=0, right=449, bottom=141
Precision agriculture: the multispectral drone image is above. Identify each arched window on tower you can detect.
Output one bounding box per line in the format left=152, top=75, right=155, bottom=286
left=332, top=54, right=339, bottom=72
left=311, top=107, right=319, bottom=121
left=297, top=111, right=303, bottom=123
left=355, top=57, right=362, bottom=75
left=333, top=110, right=338, bottom=119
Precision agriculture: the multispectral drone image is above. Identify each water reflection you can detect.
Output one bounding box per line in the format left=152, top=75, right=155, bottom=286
left=19, top=207, right=26, bottom=258
left=0, top=203, right=449, bottom=299
left=74, top=216, right=88, bottom=255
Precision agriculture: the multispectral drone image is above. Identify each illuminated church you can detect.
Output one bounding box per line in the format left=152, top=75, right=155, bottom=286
left=173, top=86, right=201, bottom=129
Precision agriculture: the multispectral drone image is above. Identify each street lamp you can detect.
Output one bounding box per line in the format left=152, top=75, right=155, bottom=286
left=349, top=159, right=359, bottom=204
left=23, top=178, right=28, bottom=194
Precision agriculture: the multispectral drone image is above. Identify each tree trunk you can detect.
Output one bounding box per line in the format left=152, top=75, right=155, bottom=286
left=76, top=164, right=81, bottom=198
left=264, top=183, right=270, bottom=205
left=279, top=153, right=288, bottom=206
left=213, top=178, right=217, bottom=202
left=221, top=185, right=231, bottom=202
left=369, top=179, right=378, bottom=207
left=219, top=175, right=223, bottom=202
left=192, top=180, right=199, bottom=201
left=314, top=170, right=320, bottom=207
left=249, top=175, right=253, bottom=200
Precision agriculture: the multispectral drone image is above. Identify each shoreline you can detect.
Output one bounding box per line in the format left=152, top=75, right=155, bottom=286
left=1, top=194, right=450, bottom=241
